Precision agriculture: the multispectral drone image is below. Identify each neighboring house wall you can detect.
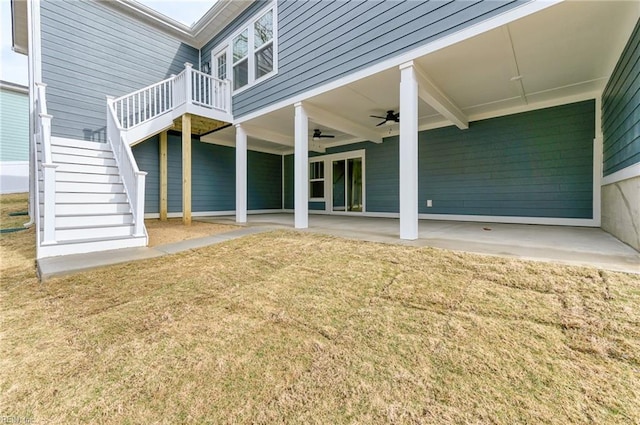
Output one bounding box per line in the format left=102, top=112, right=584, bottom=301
left=132, top=135, right=282, bottom=215
left=285, top=101, right=595, bottom=219
left=0, top=82, right=29, bottom=194
left=601, top=20, right=640, bottom=251
left=202, top=0, right=526, bottom=118
left=40, top=0, right=198, bottom=140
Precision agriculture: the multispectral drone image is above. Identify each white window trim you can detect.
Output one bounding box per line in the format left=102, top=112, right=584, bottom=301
left=213, top=45, right=228, bottom=80
left=211, top=1, right=278, bottom=95
left=308, top=150, right=366, bottom=213
left=309, top=160, right=325, bottom=202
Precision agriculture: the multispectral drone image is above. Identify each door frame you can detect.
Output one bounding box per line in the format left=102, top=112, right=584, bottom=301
left=308, top=149, right=366, bottom=214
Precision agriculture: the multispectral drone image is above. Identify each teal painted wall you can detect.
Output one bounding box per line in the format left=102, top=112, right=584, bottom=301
left=284, top=101, right=595, bottom=219
left=602, top=19, right=640, bottom=176
left=132, top=134, right=282, bottom=214
left=0, top=87, right=29, bottom=161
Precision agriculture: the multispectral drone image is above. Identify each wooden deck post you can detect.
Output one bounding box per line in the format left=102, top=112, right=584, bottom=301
left=159, top=131, right=168, bottom=221
left=182, top=114, right=192, bottom=225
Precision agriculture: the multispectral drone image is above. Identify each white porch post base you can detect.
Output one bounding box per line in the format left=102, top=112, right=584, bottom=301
left=399, top=62, right=419, bottom=240
left=235, top=124, right=247, bottom=223
left=294, top=102, right=309, bottom=229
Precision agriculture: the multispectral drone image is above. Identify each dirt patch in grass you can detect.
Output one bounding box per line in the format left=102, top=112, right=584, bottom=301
left=1, top=194, right=640, bottom=423
left=145, top=218, right=239, bottom=247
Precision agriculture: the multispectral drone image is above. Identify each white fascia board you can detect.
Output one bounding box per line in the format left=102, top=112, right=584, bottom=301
left=103, top=0, right=253, bottom=48
left=235, top=0, right=564, bottom=124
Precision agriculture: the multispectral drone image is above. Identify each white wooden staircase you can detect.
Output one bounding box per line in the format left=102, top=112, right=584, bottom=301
left=33, top=63, right=232, bottom=259
left=37, top=137, right=146, bottom=258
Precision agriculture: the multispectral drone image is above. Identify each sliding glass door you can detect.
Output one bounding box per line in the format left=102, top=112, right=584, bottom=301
left=332, top=157, right=363, bottom=212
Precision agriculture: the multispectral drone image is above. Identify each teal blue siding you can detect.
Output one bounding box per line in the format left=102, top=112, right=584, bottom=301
left=133, top=135, right=282, bottom=214
left=286, top=101, right=595, bottom=219
left=418, top=101, right=594, bottom=218
left=248, top=150, right=282, bottom=209
left=325, top=141, right=400, bottom=213
left=41, top=0, right=199, bottom=140
left=0, top=88, right=29, bottom=161
left=284, top=154, right=294, bottom=209
left=602, top=20, right=640, bottom=176
left=309, top=202, right=325, bottom=211
left=226, top=0, right=525, bottom=118
left=131, top=135, right=160, bottom=214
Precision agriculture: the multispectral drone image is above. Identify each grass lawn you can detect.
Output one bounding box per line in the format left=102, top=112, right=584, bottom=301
left=1, top=193, right=639, bottom=423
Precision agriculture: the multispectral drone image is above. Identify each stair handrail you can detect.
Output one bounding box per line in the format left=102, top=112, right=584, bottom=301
left=106, top=96, right=147, bottom=238
left=110, top=76, right=175, bottom=130
left=34, top=82, right=58, bottom=246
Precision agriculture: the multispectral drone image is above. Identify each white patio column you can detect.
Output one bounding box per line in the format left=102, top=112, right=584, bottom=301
left=294, top=102, right=309, bottom=229
left=235, top=124, right=247, bottom=224
left=399, top=61, right=419, bottom=240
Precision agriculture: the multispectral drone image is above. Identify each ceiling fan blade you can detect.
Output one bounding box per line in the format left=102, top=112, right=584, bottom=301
left=376, top=121, right=386, bottom=126
left=370, top=115, right=386, bottom=119
left=323, top=134, right=335, bottom=138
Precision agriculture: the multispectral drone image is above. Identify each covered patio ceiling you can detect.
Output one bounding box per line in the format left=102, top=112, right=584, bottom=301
left=201, top=1, right=640, bottom=154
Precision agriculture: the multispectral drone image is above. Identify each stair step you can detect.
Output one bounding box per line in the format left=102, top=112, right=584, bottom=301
left=50, top=137, right=111, bottom=151
left=42, top=191, right=128, bottom=203
left=54, top=224, right=135, bottom=241
left=54, top=163, right=119, bottom=175
left=50, top=145, right=115, bottom=159
left=56, top=171, right=122, bottom=184
left=55, top=213, right=134, bottom=227
left=56, top=202, right=131, bottom=214
left=38, top=234, right=146, bottom=258
left=56, top=181, right=125, bottom=194
left=52, top=153, right=117, bottom=167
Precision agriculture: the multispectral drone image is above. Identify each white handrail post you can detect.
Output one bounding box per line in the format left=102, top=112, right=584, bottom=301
left=226, top=79, right=232, bottom=112
left=134, top=171, right=147, bottom=237
left=184, top=62, right=193, bottom=105
left=40, top=113, right=57, bottom=244
left=170, top=74, right=176, bottom=109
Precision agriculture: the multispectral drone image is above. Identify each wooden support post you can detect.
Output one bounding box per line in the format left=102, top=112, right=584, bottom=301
left=159, top=131, right=168, bottom=221
left=182, top=114, right=192, bottom=225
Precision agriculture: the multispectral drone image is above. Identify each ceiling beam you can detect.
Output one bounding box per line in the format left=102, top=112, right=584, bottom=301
left=242, top=124, right=294, bottom=146
left=412, top=63, right=469, bottom=130
left=303, top=102, right=383, bottom=144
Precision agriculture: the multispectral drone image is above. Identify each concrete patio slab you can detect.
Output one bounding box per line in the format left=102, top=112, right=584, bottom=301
left=204, top=214, right=640, bottom=274
left=37, top=214, right=640, bottom=281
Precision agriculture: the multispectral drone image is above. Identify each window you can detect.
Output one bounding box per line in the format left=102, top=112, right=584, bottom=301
left=215, top=50, right=227, bottom=80
left=211, top=4, right=277, bottom=92
left=309, top=161, right=325, bottom=199
left=254, top=10, right=273, bottom=79
left=233, top=30, right=248, bottom=90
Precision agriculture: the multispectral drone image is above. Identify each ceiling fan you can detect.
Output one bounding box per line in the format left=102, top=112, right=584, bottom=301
left=370, top=110, right=400, bottom=126
left=312, top=129, right=335, bottom=141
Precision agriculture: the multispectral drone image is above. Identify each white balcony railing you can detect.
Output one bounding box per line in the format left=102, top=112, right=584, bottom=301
left=110, top=63, right=231, bottom=131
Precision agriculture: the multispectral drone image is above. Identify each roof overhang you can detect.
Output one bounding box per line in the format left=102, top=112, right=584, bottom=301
left=11, top=0, right=28, bottom=55
left=102, top=0, right=254, bottom=48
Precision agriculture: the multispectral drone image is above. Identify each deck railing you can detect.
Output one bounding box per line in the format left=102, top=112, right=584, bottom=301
left=110, top=63, right=230, bottom=130
left=106, top=97, right=147, bottom=237
left=34, top=82, right=57, bottom=246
